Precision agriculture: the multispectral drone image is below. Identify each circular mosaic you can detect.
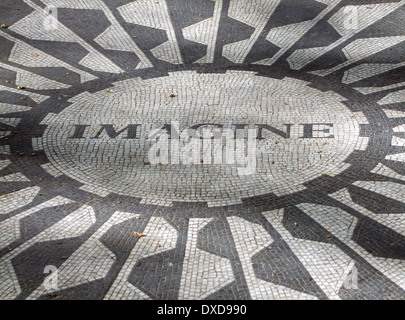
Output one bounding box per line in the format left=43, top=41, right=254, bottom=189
left=0, top=0, right=404, bottom=301
left=41, top=72, right=365, bottom=205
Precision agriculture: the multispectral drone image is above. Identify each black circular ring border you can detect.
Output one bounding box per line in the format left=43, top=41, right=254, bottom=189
left=8, top=62, right=393, bottom=215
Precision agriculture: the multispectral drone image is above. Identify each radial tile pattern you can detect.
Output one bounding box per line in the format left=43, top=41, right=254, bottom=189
left=0, top=0, right=404, bottom=300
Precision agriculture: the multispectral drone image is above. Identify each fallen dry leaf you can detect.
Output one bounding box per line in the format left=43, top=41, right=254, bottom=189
left=135, top=232, right=145, bottom=238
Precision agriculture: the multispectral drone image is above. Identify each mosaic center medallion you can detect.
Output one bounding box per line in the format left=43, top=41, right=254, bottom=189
left=40, top=71, right=366, bottom=205
left=1, top=0, right=405, bottom=301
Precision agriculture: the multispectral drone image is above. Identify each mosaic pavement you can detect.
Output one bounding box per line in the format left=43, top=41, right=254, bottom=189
left=0, top=0, right=404, bottom=300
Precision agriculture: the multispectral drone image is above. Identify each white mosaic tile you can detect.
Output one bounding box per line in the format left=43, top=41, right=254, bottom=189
left=228, top=215, right=317, bottom=300
left=28, top=211, right=137, bottom=299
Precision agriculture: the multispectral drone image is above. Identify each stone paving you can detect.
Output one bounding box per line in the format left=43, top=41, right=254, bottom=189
left=0, top=0, right=404, bottom=300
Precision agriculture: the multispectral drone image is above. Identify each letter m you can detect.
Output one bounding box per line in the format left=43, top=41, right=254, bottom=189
left=91, top=124, right=139, bottom=139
